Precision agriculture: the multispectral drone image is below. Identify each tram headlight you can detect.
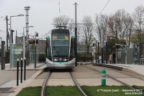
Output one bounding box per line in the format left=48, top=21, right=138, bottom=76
left=63, top=58, right=68, bottom=61
left=53, top=58, right=58, bottom=61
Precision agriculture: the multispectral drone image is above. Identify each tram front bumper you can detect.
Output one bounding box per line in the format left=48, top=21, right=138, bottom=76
left=46, top=58, right=75, bottom=69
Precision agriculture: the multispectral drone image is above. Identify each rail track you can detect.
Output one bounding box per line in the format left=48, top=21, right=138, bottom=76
left=41, top=71, right=51, bottom=96
left=41, top=70, right=88, bottom=96
left=84, top=65, right=144, bottom=94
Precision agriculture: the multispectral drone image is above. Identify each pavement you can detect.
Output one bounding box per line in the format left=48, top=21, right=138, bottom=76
left=2, top=63, right=144, bottom=96
left=96, top=63, right=144, bottom=76
left=0, top=63, right=46, bottom=96
left=29, top=65, right=142, bottom=87
left=0, top=63, right=47, bottom=71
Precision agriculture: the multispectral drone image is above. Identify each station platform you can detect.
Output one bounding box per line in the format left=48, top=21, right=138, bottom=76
left=95, top=63, right=144, bottom=76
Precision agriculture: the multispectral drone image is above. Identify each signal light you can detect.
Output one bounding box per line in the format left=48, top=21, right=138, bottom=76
left=28, top=40, right=38, bottom=44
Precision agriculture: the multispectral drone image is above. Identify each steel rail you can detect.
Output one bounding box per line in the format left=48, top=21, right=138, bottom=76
left=41, top=71, right=52, bottom=96
left=70, top=72, right=88, bottom=96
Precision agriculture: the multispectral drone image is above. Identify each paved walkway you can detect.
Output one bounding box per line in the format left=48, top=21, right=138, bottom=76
left=106, top=64, right=144, bottom=76
left=0, top=63, right=46, bottom=70
left=0, top=63, right=46, bottom=96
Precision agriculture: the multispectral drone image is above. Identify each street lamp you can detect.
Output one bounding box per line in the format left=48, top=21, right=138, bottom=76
left=74, top=2, right=78, bottom=66
left=9, top=14, right=24, bottom=43
left=9, top=14, right=24, bottom=68
left=22, top=26, right=34, bottom=66
left=34, top=32, right=38, bottom=68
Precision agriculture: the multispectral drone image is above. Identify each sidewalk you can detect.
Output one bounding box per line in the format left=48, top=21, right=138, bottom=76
left=0, top=63, right=47, bottom=71
left=97, top=63, right=144, bottom=76
left=0, top=63, right=46, bottom=96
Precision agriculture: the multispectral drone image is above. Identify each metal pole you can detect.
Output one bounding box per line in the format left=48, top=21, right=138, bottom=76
left=11, top=30, right=14, bottom=43
left=98, top=42, right=99, bottom=64
left=34, top=34, right=36, bottom=68
left=93, top=44, right=96, bottom=64
left=24, top=6, right=30, bottom=40
left=24, top=6, right=30, bottom=65
left=20, top=58, right=23, bottom=83
left=15, top=30, right=17, bottom=44
left=9, top=16, right=12, bottom=67
left=1, top=41, right=5, bottom=70
left=24, top=58, right=26, bottom=80
left=105, top=42, right=108, bottom=64
left=74, top=2, right=78, bottom=66
left=23, top=27, right=26, bottom=67
left=16, top=59, right=19, bottom=86
left=6, top=16, right=9, bottom=52
left=139, top=43, right=142, bottom=64
left=116, top=32, right=118, bottom=64
left=101, top=47, right=104, bottom=64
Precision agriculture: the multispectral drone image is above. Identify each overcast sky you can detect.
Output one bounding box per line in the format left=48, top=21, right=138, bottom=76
left=0, top=0, right=144, bottom=41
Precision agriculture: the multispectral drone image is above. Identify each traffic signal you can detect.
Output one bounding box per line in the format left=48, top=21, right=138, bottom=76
left=28, top=40, right=38, bottom=44
left=113, top=45, right=116, bottom=48
left=113, top=44, right=121, bottom=49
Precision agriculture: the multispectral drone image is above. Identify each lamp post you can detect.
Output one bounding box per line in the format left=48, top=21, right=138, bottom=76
left=74, top=2, right=78, bottom=66
left=24, top=6, right=30, bottom=40
left=9, top=14, right=24, bottom=67
left=34, top=32, right=38, bottom=68
left=23, top=26, right=34, bottom=65
left=24, top=6, right=30, bottom=65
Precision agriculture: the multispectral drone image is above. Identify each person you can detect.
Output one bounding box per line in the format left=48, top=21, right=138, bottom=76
left=112, top=51, right=116, bottom=64
left=108, top=53, right=112, bottom=64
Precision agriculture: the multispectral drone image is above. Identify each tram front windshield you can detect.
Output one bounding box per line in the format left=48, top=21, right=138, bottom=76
left=52, top=31, right=69, bottom=57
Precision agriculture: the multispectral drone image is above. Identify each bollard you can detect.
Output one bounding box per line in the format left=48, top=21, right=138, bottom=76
left=21, top=58, right=23, bottom=83
left=16, top=59, right=19, bottom=86
left=1, top=41, right=5, bottom=70
left=24, top=58, right=26, bottom=80
left=101, top=68, right=106, bottom=86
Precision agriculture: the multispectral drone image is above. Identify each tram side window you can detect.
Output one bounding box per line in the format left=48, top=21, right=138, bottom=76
left=46, top=38, right=51, bottom=59
left=47, top=48, right=50, bottom=57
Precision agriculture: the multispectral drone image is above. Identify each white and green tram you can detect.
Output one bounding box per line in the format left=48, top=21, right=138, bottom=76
left=46, top=28, right=76, bottom=69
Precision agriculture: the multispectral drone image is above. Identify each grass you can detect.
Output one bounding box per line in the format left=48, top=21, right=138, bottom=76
left=16, top=87, right=41, bottom=96
left=82, top=86, right=143, bottom=96
left=133, top=86, right=144, bottom=90
left=17, top=86, right=144, bottom=96
left=16, top=86, right=82, bottom=96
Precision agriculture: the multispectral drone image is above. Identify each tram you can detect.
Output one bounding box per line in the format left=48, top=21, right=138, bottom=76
left=45, top=27, right=76, bottom=69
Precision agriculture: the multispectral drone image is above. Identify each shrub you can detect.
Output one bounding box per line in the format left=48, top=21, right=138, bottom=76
left=77, top=53, right=92, bottom=62
left=38, top=54, right=46, bottom=62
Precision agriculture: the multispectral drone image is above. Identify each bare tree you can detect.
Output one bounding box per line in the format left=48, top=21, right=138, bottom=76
left=133, top=5, right=144, bottom=43
left=133, top=5, right=144, bottom=31
left=108, top=9, right=134, bottom=46
left=82, top=16, right=94, bottom=53
left=95, top=14, right=108, bottom=47
left=53, top=15, right=70, bottom=28
left=124, top=15, right=134, bottom=46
